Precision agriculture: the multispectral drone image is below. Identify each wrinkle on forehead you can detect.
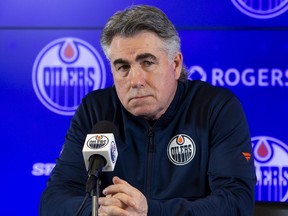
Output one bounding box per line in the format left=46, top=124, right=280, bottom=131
left=112, top=53, right=158, bottom=66
left=109, top=32, right=167, bottom=61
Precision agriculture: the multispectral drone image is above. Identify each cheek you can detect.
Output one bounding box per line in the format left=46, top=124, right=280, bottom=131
left=156, top=70, right=175, bottom=87
left=114, top=76, right=129, bottom=89
left=114, top=81, right=129, bottom=103
left=113, top=74, right=125, bottom=89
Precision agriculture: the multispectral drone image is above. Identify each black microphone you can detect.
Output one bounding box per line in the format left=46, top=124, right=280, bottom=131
left=82, top=121, right=118, bottom=193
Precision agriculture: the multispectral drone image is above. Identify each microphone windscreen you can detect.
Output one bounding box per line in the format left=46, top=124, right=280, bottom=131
left=91, top=120, right=118, bottom=134
left=83, top=120, right=119, bottom=172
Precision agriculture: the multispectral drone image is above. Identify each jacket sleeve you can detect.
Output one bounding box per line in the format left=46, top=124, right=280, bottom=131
left=147, top=93, right=256, bottom=216
left=39, top=98, right=94, bottom=216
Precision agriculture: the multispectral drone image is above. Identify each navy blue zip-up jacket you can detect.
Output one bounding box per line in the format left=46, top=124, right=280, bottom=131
left=40, top=80, right=256, bottom=215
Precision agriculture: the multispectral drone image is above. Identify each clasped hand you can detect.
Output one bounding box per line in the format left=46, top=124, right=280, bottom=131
left=98, top=176, right=148, bottom=216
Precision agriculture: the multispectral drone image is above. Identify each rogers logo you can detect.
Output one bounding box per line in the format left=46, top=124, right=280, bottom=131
left=252, top=136, right=288, bottom=202
left=32, top=37, right=106, bottom=116
left=188, top=65, right=207, bottom=81
left=231, top=0, right=288, bottom=19
left=188, top=65, right=288, bottom=87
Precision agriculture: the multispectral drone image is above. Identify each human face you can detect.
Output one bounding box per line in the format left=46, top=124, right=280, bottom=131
left=109, top=31, right=182, bottom=120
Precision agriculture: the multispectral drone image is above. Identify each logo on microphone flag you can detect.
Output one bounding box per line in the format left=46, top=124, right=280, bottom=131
left=87, top=135, right=109, bottom=149
left=83, top=133, right=118, bottom=172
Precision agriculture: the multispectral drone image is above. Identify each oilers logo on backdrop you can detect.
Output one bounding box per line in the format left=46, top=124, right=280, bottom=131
left=231, top=0, right=288, bottom=19
left=32, top=37, right=106, bottom=116
left=167, top=134, right=196, bottom=165
left=252, top=136, right=288, bottom=202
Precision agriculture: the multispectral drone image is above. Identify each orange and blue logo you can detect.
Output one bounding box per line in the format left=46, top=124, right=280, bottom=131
left=252, top=136, right=288, bottom=202
left=167, top=134, right=196, bottom=165
left=87, top=135, right=109, bottom=149
left=32, top=37, right=106, bottom=115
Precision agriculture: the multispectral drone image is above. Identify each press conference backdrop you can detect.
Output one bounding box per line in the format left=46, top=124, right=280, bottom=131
left=0, top=0, right=287, bottom=215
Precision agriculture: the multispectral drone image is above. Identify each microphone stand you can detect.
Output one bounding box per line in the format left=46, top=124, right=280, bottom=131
left=87, top=155, right=106, bottom=216
left=91, top=178, right=101, bottom=216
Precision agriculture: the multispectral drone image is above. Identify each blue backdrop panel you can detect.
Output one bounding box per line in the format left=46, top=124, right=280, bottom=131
left=0, top=29, right=110, bottom=215
left=180, top=29, right=288, bottom=202
left=1, top=0, right=288, bottom=27
left=179, top=29, right=288, bottom=136
left=1, top=0, right=288, bottom=215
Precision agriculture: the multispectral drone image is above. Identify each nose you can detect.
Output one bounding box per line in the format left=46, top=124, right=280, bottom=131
left=130, top=67, right=145, bottom=88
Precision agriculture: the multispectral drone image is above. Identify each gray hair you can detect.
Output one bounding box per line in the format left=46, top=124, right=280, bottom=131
left=100, top=5, right=187, bottom=81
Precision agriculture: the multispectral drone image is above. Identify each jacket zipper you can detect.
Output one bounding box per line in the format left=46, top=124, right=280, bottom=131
left=145, top=126, right=154, bottom=197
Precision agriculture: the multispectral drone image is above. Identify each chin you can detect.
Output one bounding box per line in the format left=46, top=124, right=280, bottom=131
left=129, top=109, right=153, bottom=118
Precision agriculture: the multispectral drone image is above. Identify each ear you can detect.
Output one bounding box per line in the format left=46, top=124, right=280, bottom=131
left=173, top=52, right=183, bottom=80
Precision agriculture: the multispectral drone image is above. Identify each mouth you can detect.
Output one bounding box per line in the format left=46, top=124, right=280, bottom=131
left=129, top=95, right=151, bottom=102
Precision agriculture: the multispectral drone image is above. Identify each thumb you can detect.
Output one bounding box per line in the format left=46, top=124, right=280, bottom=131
left=113, top=176, right=129, bottom=185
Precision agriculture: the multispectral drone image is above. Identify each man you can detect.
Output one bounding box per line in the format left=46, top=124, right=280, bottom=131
left=40, top=5, right=256, bottom=216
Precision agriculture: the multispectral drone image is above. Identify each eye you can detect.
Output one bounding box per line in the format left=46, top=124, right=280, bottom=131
left=117, top=64, right=130, bottom=71
left=115, top=64, right=130, bottom=76
left=140, top=59, right=157, bottom=72
left=142, top=60, right=154, bottom=67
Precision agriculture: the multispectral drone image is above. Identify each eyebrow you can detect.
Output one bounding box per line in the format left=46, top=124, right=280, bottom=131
left=112, top=53, right=158, bottom=66
left=136, top=53, right=158, bottom=62
left=113, top=58, right=129, bottom=66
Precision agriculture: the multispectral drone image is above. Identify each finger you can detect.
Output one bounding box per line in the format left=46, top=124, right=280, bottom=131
left=98, top=196, right=127, bottom=208
left=112, top=176, right=129, bottom=185
left=98, top=204, right=129, bottom=216
left=113, top=192, right=136, bottom=207
left=103, top=177, right=133, bottom=197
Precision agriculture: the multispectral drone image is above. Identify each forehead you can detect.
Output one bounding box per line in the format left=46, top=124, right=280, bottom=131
left=109, top=32, right=166, bottom=60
